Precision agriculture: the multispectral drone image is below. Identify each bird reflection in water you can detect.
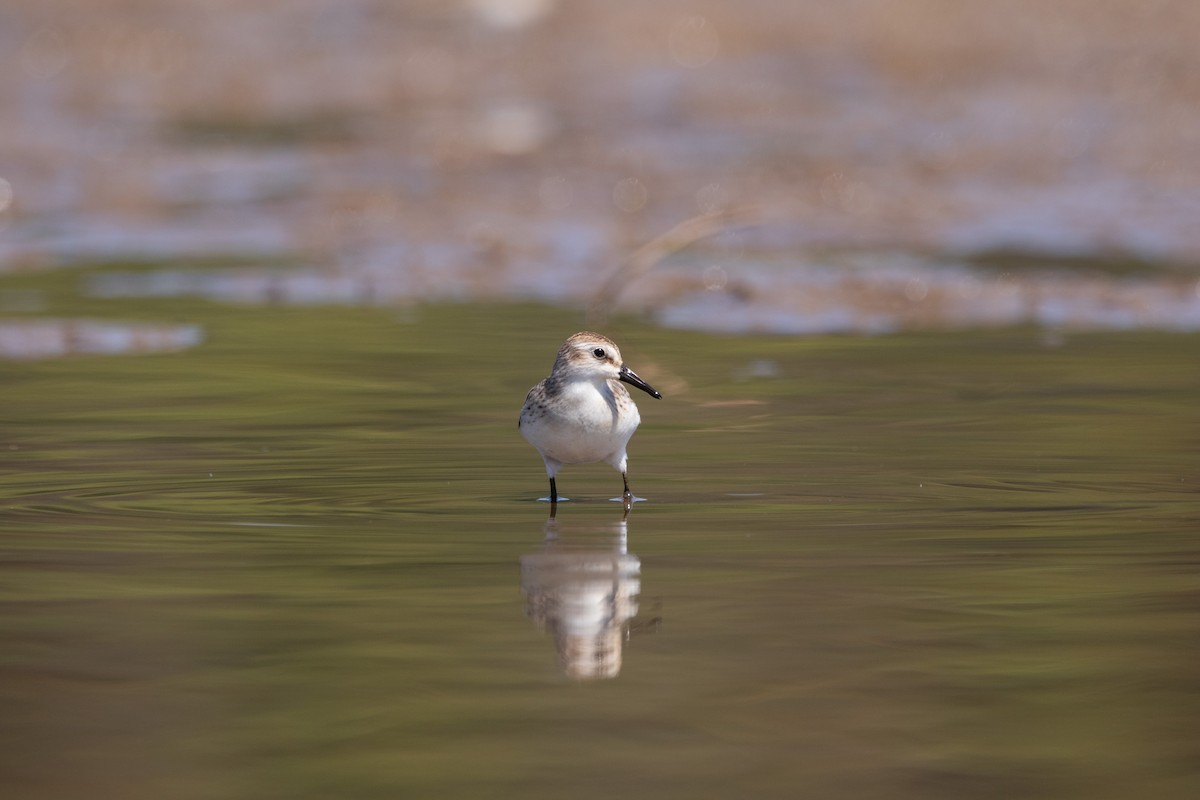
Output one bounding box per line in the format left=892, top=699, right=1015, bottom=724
left=520, top=509, right=656, bottom=680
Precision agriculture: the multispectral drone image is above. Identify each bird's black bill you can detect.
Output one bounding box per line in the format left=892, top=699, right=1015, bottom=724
left=619, top=366, right=662, bottom=399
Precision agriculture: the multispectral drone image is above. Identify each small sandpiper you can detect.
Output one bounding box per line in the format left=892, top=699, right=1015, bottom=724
left=519, top=332, right=662, bottom=509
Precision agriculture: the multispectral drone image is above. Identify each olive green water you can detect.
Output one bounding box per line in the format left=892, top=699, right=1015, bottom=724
left=2, top=290, right=1198, bottom=799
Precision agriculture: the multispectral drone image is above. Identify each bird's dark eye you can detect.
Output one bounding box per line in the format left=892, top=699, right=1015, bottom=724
left=592, top=347, right=606, bottom=359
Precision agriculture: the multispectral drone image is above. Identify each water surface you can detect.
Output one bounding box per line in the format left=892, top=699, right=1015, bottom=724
left=2, top=300, right=1198, bottom=799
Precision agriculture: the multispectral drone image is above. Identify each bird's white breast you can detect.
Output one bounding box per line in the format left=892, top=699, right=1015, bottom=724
left=522, top=379, right=640, bottom=465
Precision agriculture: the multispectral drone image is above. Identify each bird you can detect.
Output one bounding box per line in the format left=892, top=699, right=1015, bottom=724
left=519, top=331, right=662, bottom=509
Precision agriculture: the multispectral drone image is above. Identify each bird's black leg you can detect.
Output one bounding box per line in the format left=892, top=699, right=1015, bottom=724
left=621, top=472, right=633, bottom=511
left=549, top=476, right=557, bottom=503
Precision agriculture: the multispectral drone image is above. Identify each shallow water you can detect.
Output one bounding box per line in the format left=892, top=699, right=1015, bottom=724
left=2, top=299, right=1199, bottom=799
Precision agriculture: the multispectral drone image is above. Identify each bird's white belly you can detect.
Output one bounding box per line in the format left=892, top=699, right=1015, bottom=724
left=524, top=382, right=640, bottom=465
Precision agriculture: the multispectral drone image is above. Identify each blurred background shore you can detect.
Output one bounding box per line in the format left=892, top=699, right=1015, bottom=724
left=3, top=0, right=1200, bottom=350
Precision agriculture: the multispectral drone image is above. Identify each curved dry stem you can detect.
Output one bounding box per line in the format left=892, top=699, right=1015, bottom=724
left=587, top=205, right=764, bottom=326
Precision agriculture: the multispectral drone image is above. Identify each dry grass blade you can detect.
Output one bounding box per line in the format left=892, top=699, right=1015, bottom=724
left=587, top=206, right=764, bottom=325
